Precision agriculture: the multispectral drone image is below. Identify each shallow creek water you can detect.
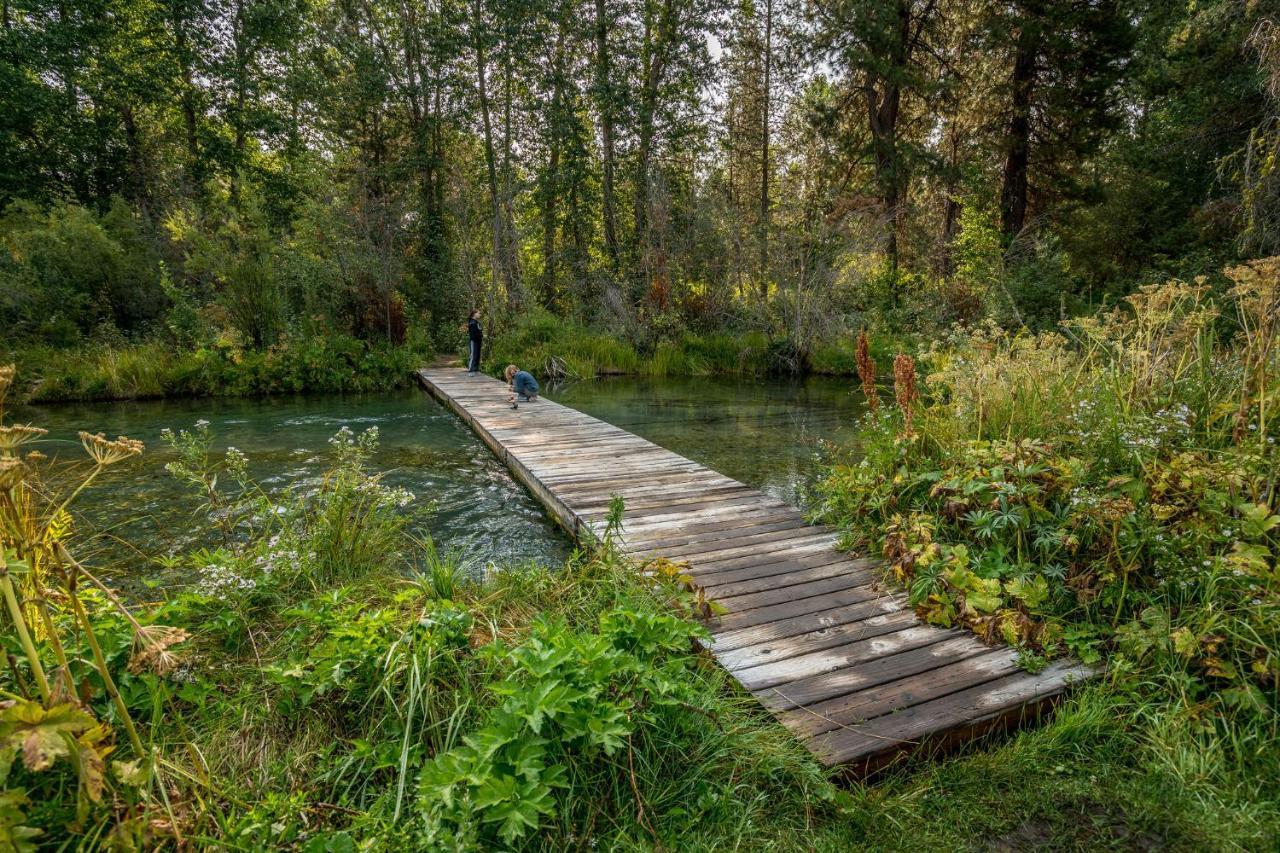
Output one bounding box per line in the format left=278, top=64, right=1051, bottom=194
left=16, top=375, right=865, bottom=585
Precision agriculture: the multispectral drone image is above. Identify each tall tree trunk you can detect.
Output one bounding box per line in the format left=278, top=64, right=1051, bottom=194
left=540, top=18, right=568, bottom=309
left=170, top=0, right=201, bottom=190
left=121, top=104, right=150, bottom=216
left=474, top=18, right=504, bottom=301
left=758, top=0, right=772, bottom=298
left=938, top=124, right=961, bottom=276
left=500, top=43, right=521, bottom=308
left=635, top=0, right=675, bottom=298
left=593, top=0, right=620, bottom=269
left=1000, top=20, right=1037, bottom=238
left=230, top=0, right=247, bottom=204
left=864, top=0, right=910, bottom=297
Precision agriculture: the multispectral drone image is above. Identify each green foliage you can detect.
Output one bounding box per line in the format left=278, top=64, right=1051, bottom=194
left=815, top=270, right=1280, bottom=730
left=13, top=334, right=428, bottom=403
left=0, top=200, right=163, bottom=343
left=487, top=311, right=807, bottom=380
left=417, top=607, right=706, bottom=844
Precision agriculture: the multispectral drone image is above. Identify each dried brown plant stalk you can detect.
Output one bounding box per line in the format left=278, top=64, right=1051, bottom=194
left=894, top=354, right=918, bottom=437
left=856, top=329, right=879, bottom=411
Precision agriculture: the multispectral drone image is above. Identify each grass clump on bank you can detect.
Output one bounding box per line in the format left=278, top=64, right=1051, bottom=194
left=482, top=309, right=914, bottom=381
left=9, top=333, right=430, bottom=404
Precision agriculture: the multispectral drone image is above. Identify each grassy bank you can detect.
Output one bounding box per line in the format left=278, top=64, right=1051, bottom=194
left=4, top=358, right=1278, bottom=849
left=482, top=311, right=910, bottom=380
left=6, top=335, right=431, bottom=404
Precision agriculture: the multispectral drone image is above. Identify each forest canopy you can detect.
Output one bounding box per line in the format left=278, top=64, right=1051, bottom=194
left=1, top=0, right=1277, bottom=360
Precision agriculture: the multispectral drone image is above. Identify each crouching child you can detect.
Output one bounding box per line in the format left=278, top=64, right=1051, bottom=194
left=504, top=364, right=539, bottom=409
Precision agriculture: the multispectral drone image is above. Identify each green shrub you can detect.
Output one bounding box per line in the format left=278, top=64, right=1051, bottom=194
left=416, top=606, right=707, bottom=845
left=815, top=267, right=1280, bottom=728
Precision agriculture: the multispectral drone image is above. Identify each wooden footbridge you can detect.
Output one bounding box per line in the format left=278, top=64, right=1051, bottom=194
left=417, top=368, right=1090, bottom=772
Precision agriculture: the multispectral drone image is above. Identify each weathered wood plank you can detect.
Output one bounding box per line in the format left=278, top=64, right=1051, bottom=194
left=416, top=367, right=1094, bottom=773
left=776, top=648, right=1022, bottom=739
left=804, top=662, right=1094, bottom=767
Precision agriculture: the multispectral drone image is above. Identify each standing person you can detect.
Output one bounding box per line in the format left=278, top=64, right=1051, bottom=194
left=504, top=364, right=539, bottom=409
left=465, top=309, right=483, bottom=372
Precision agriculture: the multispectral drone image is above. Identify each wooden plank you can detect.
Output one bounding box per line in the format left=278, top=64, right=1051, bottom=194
left=625, top=517, right=815, bottom=553
left=682, top=537, right=846, bottom=572
left=730, top=625, right=952, bottom=692
left=574, top=485, right=764, bottom=516
left=708, top=572, right=881, bottom=616
left=776, top=648, right=1021, bottom=739
left=631, top=529, right=837, bottom=562
left=613, top=501, right=798, bottom=533
left=804, top=661, right=1094, bottom=766
left=707, top=595, right=908, bottom=654
left=702, top=559, right=878, bottom=601
left=629, top=522, right=829, bottom=560
left=704, top=581, right=888, bottom=633
left=715, top=608, right=921, bottom=673
left=694, top=552, right=873, bottom=590
left=416, top=367, right=1093, bottom=773
left=755, top=635, right=1012, bottom=712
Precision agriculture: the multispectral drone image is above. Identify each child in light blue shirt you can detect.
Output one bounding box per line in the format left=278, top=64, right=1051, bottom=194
left=504, top=364, right=539, bottom=409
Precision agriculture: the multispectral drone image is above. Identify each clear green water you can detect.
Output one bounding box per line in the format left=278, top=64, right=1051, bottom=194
left=545, top=375, right=866, bottom=507
left=16, top=376, right=864, bottom=581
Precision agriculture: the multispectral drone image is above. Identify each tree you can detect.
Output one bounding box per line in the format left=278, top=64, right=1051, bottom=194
left=990, top=0, right=1133, bottom=239
left=808, top=0, right=945, bottom=281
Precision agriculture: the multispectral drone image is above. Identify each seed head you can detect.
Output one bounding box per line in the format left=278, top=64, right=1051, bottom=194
left=856, top=330, right=879, bottom=411
left=79, top=432, right=145, bottom=466
left=0, top=424, right=48, bottom=453
left=0, top=457, right=25, bottom=489
left=128, top=624, right=190, bottom=676
left=893, top=354, right=918, bottom=437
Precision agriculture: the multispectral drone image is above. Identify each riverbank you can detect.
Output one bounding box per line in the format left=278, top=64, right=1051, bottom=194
left=7, top=335, right=431, bottom=404
left=481, top=312, right=912, bottom=380
left=10, top=320, right=890, bottom=407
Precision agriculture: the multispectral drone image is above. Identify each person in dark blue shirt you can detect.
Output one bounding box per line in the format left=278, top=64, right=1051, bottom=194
left=504, top=364, right=539, bottom=409
left=464, top=309, right=483, bottom=372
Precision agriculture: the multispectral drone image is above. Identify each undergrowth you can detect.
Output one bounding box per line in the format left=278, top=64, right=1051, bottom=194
left=7, top=333, right=429, bottom=403
left=814, top=260, right=1280, bottom=845
left=481, top=310, right=911, bottom=381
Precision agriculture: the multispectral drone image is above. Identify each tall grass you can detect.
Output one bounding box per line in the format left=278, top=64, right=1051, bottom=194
left=814, top=262, right=1280, bottom=843
left=486, top=312, right=822, bottom=379
left=10, top=333, right=429, bottom=403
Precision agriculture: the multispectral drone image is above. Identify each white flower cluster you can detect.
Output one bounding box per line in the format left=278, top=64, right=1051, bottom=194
left=1067, top=486, right=1097, bottom=510
left=329, top=425, right=356, bottom=447
left=354, top=478, right=415, bottom=508
left=255, top=534, right=300, bottom=575
left=193, top=561, right=257, bottom=596
left=225, top=446, right=249, bottom=473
